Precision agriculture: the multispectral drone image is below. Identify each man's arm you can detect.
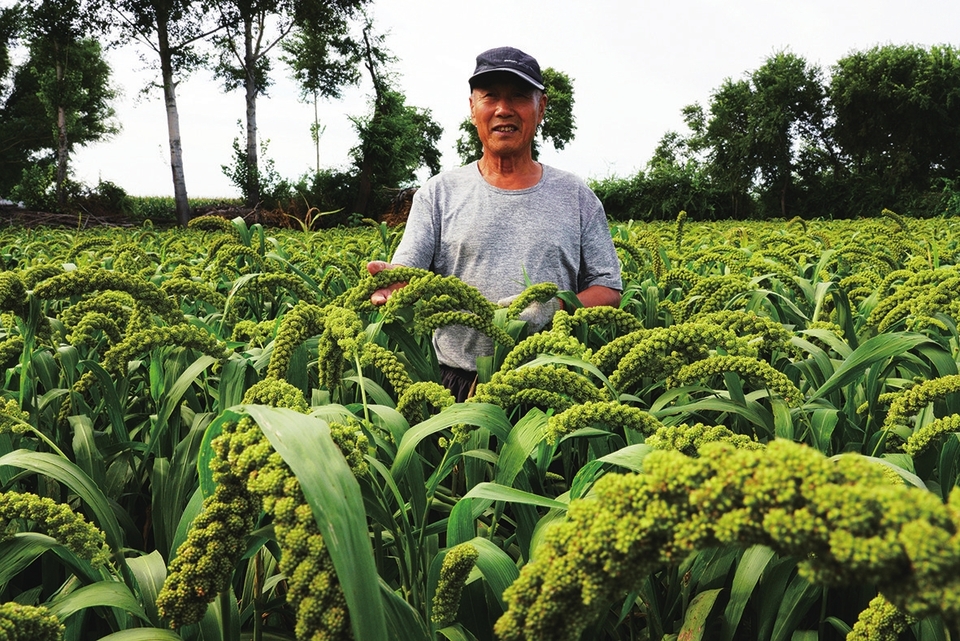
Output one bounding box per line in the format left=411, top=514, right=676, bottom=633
left=572, top=285, right=621, bottom=309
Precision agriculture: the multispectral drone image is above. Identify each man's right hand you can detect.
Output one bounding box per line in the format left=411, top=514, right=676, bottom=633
left=367, top=261, right=407, bottom=305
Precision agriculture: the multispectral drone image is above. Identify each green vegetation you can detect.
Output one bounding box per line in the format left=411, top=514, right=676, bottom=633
left=0, top=213, right=959, bottom=639
left=593, top=45, right=960, bottom=222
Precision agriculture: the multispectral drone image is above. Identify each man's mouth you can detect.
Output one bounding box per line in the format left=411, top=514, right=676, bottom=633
left=493, top=125, right=518, bottom=133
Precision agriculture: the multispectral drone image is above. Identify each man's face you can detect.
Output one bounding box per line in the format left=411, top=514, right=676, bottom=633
left=469, top=73, right=547, bottom=160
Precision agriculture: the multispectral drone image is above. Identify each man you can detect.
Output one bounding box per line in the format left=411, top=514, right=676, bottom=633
left=368, top=46, right=622, bottom=401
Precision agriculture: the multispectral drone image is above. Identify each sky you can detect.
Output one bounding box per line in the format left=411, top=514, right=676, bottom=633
left=66, top=0, right=960, bottom=198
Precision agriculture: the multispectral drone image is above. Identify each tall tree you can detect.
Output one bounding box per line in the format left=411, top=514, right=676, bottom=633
left=349, top=19, right=441, bottom=218
left=455, top=67, right=578, bottom=165
left=281, top=9, right=362, bottom=175
left=694, top=51, right=828, bottom=218
left=210, top=0, right=367, bottom=207
left=830, top=44, right=960, bottom=200
left=105, top=0, right=219, bottom=226
left=19, top=0, right=118, bottom=207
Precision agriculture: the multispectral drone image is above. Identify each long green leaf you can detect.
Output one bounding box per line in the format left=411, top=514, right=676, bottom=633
left=126, top=550, right=168, bottom=626
left=597, top=444, right=654, bottom=473
left=243, top=405, right=387, bottom=641
left=0, top=533, right=62, bottom=585
left=462, top=482, right=567, bottom=510
left=721, top=545, right=776, bottom=641
left=770, top=574, right=822, bottom=641
left=807, top=333, right=932, bottom=402
left=468, top=537, right=520, bottom=611
left=494, top=408, right=548, bottom=487
left=678, top=588, right=722, bottom=641
left=47, top=581, right=149, bottom=622
left=392, top=404, right=511, bottom=480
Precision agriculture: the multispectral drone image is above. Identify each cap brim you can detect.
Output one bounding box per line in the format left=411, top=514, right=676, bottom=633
left=469, top=68, right=545, bottom=91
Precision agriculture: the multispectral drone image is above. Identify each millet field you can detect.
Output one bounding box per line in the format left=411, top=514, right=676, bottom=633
left=2, top=211, right=960, bottom=641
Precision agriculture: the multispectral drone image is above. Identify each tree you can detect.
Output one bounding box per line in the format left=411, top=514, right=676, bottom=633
left=104, top=0, right=219, bottom=226
left=0, top=5, right=20, bottom=88
left=210, top=0, right=368, bottom=207
left=22, top=0, right=118, bottom=207
left=456, top=67, right=578, bottom=165
left=281, top=11, right=361, bottom=175
left=0, top=1, right=117, bottom=204
left=349, top=19, right=441, bottom=218
left=830, top=44, right=960, bottom=213
left=692, top=51, right=828, bottom=218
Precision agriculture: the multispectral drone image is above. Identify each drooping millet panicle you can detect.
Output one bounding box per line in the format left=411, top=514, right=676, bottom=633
left=494, top=440, right=960, bottom=641
left=431, top=543, right=480, bottom=627
left=0, top=490, right=111, bottom=566
left=161, top=277, right=228, bottom=312
left=359, top=342, right=414, bottom=399
left=644, top=422, right=763, bottom=456
left=846, top=594, right=914, bottom=641
left=32, top=268, right=183, bottom=327
left=882, top=374, right=960, bottom=434
left=66, top=311, right=123, bottom=347
left=472, top=365, right=607, bottom=415
left=60, top=325, right=229, bottom=424
left=0, top=272, right=27, bottom=317
left=0, top=602, right=64, bottom=641
left=502, top=283, right=559, bottom=321
left=545, top=401, right=663, bottom=444
left=265, top=303, right=327, bottom=381
left=667, top=354, right=803, bottom=406
left=602, top=323, right=751, bottom=394
left=59, top=291, right=134, bottom=333
left=498, top=331, right=587, bottom=373
left=395, top=381, right=455, bottom=426
left=316, top=306, right=365, bottom=391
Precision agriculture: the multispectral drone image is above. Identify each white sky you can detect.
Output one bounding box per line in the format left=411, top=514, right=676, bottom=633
left=69, top=0, right=960, bottom=198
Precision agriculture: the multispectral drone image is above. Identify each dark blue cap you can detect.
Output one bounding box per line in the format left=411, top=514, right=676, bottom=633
left=469, top=47, right=544, bottom=90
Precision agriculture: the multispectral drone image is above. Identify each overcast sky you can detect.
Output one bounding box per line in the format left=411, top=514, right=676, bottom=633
left=68, top=0, right=960, bottom=198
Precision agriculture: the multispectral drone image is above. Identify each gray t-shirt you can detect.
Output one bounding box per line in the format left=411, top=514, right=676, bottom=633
left=392, top=162, right=622, bottom=371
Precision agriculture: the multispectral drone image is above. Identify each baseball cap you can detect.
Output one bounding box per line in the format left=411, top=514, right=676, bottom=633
left=469, top=47, right=545, bottom=90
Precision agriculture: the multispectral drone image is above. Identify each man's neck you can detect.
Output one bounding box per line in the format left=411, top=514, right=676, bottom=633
left=477, top=154, right=542, bottom=190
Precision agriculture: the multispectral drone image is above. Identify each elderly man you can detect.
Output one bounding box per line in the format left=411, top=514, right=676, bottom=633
left=368, top=46, right=622, bottom=401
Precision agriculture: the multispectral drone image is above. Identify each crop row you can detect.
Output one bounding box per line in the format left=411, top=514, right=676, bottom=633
left=0, top=211, right=959, bottom=640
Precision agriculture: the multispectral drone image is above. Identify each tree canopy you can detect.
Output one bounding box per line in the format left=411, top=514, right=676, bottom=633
left=597, top=44, right=960, bottom=222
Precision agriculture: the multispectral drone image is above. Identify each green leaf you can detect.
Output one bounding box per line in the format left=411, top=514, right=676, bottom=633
left=468, top=537, right=520, bottom=611
left=78, top=359, right=130, bottom=442
left=47, top=581, right=150, bottom=623
left=807, top=333, right=932, bottom=402
left=0, top=533, right=63, bottom=584
left=462, top=482, right=568, bottom=511
left=392, top=404, right=511, bottom=480
left=770, top=574, right=822, bottom=641
left=494, top=408, right=548, bottom=486
left=242, top=405, right=387, bottom=641
left=721, top=545, right=776, bottom=641
left=596, top=444, right=654, bottom=473
left=678, top=588, right=721, bottom=641
left=126, top=550, right=167, bottom=625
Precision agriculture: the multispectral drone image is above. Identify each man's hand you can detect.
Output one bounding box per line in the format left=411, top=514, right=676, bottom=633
left=367, top=261, right=407, bottom=305
left=497, top=293, right=561, bottom=331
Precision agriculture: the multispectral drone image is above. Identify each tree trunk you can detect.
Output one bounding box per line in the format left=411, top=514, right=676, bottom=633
left=351, top=27, right=384, bottom=218
left=243, top=15, right=260, bottom=208
left=55, top=58, right=68, bottom=209
left=158, top=14, right=191, bottom=227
